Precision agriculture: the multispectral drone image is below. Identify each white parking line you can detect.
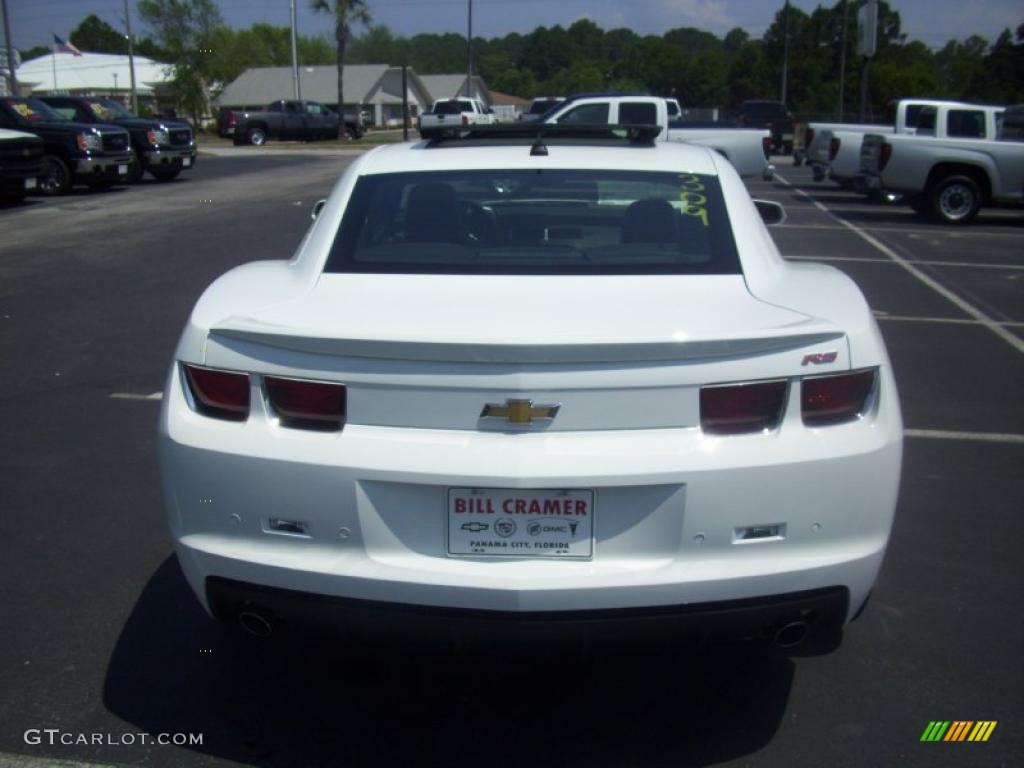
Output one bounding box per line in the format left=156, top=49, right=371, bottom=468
left=905, top=429, right=1024, bottom=444
left=109, top=392, right=163, bottom=401
left=871, top=312, right=1024, bottom=327
left=786, top=254, right=1024, bottom=270
left=774, top=174, right=1024, bottom=354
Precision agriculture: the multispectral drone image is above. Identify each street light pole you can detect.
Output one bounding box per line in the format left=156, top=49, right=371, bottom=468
left=465, top=0, right=473, bottom=98
left=2, top=0, right=19, bottom=95
left=837, top=0, right=847, bottom=121
left=780, top=0, right=790, bottom=105
left=289, top=0, right=300, bottom=100
left=123, top=0, right=138, bottom=112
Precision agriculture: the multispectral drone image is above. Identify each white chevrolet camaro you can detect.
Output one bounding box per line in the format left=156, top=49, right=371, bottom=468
left=159, top=125, right=902, bottom=649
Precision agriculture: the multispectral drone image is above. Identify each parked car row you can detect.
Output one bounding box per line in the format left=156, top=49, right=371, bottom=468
left=799, top=98, right=1024, bottom=224
left=216, top=100, right=365, bottom=145
left=0, top=96, right=196, bottom=198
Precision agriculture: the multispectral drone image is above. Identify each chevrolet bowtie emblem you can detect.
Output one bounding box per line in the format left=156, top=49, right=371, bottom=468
left=480, top=399, right=560, bottom=425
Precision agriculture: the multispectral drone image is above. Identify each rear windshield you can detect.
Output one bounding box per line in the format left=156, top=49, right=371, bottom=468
left=324, top=169, right=739, bottom=275
left=434, top=101, right=474, bottom=115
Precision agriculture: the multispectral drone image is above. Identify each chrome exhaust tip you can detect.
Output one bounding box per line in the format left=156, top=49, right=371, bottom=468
left=238, top=610, right=274, bottom=637
left=773, top=620, right=810, bottom=649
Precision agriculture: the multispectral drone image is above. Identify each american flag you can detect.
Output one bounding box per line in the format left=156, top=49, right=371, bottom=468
left=53, top=34, right=83, bottom=56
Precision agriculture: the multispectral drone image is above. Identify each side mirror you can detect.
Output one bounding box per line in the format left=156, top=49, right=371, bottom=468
left=753, top=199, right=786, bottom=226
left=311, top=199, right=326, bottom=221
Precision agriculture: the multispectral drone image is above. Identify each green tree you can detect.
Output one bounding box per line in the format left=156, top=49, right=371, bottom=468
left=18, top=45, right=51, bottom=61
left=311, top=0, right=371, bottom=110
left=138, top=0, right=223, bottom=123
left=935, top=35, right=988, bottom=99
left=70, top=14, right=128, bottom=54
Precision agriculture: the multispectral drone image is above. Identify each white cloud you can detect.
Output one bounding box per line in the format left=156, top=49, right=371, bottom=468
left=660, top=0, right=739, bottom=33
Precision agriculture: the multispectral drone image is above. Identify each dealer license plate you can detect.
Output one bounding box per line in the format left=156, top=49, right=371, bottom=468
left=183, top=157, right=191, bottom=167
left=447, top=488, right=593, bottom=559
left=117, top=165, right=127, bottom=175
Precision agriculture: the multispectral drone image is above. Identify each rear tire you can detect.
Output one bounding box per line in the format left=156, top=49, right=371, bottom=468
left=38, top=155, right=72, bottom=196
left=246, top=127, right=267, bottom=146
left=929, top=174, right=981, bottom=224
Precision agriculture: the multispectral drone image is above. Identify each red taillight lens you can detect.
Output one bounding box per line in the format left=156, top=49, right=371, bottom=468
left=700, top=380, right=788, bottom=435
left=265, top=376, right=346, bottom=430
left=228, top=112, right=236, bottom=126
left=801, top=370, right=876, bottom=426
left=761, top=136, right=772, bottom=159
left=829, top=137, right=841, bottom=161
left=879, top=143, right=892, bottom=172
left=184, top=365, right=250, bottom=421
left=462, top=114, right=469, bottom=126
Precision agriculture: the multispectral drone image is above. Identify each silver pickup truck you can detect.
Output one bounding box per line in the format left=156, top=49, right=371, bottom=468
left=802, top=99, right=981, bottom=188
left=860, top=104, right=1023, bottom=223
left=540, top=95, right=773, bottom=179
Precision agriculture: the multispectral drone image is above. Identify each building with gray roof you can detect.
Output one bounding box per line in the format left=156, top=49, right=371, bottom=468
left=214, top=64, right=433, bottom=127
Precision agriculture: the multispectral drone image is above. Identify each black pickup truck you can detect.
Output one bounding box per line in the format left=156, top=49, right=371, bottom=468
left=736, top=100, right=796, bottom=155
left=40, top=96, right=196, bottom=182
left=217, top=100, right=364, bottom=145
left=0, top=128, right=45, bottom=201
left=0, top=98, right=132, bottom=195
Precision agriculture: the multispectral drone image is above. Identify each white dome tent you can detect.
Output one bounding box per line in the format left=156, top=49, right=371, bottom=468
left=16, top=52, right=173, bottom=106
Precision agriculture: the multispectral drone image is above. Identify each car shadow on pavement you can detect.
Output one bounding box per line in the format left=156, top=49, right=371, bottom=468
left=105, top=557, right=795, bottom=768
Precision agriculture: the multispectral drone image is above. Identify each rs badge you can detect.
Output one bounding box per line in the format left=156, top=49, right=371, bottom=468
left=802, top=351, right=838, bottom=366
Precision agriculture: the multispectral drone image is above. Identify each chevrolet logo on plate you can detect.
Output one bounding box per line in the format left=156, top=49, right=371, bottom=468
left=480, top=399, right=560, bottom=425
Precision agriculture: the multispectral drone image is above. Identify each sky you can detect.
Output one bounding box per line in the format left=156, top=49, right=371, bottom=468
left=5, top=0, right=1023, bottom=52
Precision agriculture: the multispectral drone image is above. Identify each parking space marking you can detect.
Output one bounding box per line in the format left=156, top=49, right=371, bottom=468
left=905, top=428, right=1024, bottom=444
left=786, top=255, right=1024, bottom=270
left=109, top=392, right=163, bottom=401
left=872, top=313, right=1024, bottom=327
left=774, top=173, right=1024, bottom=354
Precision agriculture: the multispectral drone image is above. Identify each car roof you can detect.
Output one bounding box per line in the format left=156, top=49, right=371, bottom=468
left=357, top=139, right=720, bottom=176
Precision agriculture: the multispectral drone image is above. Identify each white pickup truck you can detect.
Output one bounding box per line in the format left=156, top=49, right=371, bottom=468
left=802, top=99, right=979, bottom=187
left=418, top=98, right=496, bottom=138
left=539, top=95, right=773, bottom=179
left=860, top=104, right=1023, bottom=223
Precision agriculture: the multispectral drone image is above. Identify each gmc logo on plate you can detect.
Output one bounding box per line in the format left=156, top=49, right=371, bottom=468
left=802, top=351, right=838, bottom=366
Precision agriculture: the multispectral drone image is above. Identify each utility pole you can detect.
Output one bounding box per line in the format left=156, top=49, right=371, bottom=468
left=289, top=0, right=300, bottom=99
left=465, top=0, right=473, bottom=98
left=780, top=0, right=790, bottom=105
left=401, top=61, right=408, bottom=141
left=123, top=0, right=138, bottom=112
left=2, top=0, right=18, bottom=95
left=837, top=0, right=847, bottom=121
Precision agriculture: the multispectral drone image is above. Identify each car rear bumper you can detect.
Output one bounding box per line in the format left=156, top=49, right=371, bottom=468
left=207, top=576, right=850, bottom=646
left=160, top=361, right=902, bottom=626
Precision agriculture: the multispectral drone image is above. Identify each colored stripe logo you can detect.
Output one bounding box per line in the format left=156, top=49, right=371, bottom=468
left=921, top=721, right=997, bottom=742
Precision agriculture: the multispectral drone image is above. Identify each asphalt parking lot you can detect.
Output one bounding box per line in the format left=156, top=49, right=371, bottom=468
left=0, top=152, right=1021, bottom=768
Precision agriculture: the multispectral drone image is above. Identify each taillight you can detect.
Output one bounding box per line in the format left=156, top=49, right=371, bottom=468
left=228, top=112, right=236, bottom=126
left=700, top=380, right=788, bottom=435
left=879, top=143, right=892, bottom=172
left=265, top=376, right=346, bottom=430
left=829, top=137, right=841, bottom=161
left=804, top=128, right=814, bottom=148
left=761, top=136, right=772, bottom=159
left=462, top=114, right=469, bottom=126
left=184, top=365, right=250, bottom=421
left=801, top=370, right=876, bottom=426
